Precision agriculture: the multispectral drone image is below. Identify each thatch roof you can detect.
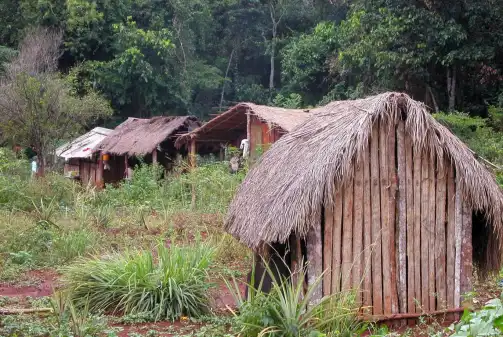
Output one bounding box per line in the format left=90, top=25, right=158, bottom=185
left=226, top=92, right=503, bottom=271
left=97, top=116, right=199, bottom=156
left=56, top=127, right=112, bottom=159
left=175, top=103, right=310, bottom=147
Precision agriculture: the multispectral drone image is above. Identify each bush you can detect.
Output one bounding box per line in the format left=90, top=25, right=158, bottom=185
left=62, top=242, right=215, bottom=321
left=227, top=259, right=365, bottom=337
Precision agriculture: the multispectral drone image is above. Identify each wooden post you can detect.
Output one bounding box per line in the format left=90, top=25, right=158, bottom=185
left=152, top=149, right=158, bottom=165
left=362, top=144, right=372, bottom=314
left=413, top=148, right=422, bottom=312
left=290, top=234, right=303, bottom=288
left=370, top=124, right=383, bottom=315
left=454, top=178, right=463, bottom=308
left=307, top=221, right=323, bottom=304
left=190, top=138, right=197, bottom=209
left=353, top=159, right=364, bottom=303
left=446, top=164, right=456, bottom=312
left=97, top=152, right=104, bottom=189
left=435, top=159, right=447, bottom=309
left=460, top=199, right=473, bottom=302
left=331, top=190, right=343, bottom=293
left=323, top=200, right=334, bottom=296
left=396, top=121, right=407, bottom=314
left=420, top=152, right=430, bottom=312
left=379, top=123, right=392, bottom=315
left=124, top=155, right=129, bottom=179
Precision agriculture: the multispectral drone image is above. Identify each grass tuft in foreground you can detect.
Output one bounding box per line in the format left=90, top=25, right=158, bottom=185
left=62, top=242, right=215, bottom=321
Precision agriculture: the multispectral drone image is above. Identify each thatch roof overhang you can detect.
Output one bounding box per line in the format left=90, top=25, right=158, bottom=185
left=175, top=103, right=310, bottom=147
left=56, top=127, right=112, bottom=159
left=96, top=116, right=200, bottom=156
left=225, top=92, right=503, bottom=271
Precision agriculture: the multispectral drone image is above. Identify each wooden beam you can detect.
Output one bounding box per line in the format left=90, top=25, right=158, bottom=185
left=189, top=138, right=197, bottom=169
left=362, top=144, right=372, bottom=314
left=460, top=199, right=473, bottom=300
left=388, top=121, right=399, bottom=314
left=420, top=152, right=430, bottom=312
left=446, top=164, right=456, bottom=311
left=413, top=147, right=422, bottom=312
left=428, top=157, right=436, bottom=310
left=97, top=152, right=104, bottom=189
left=341, top=178, right=354, bottom=291
left=307, top=220, right=323, bottom=303
left=435, top=158, right=447, bottom=310
left=152, top=149, right=158, bottom=164
left=323, top=200, right=334, bottom=296
left=331, top=189, right=343, bottom=293
left=454, top=177, right=463, bottom=308
left=353, top=158, right=364, bottom=303
left=379, top=123, right=392, bottom=315
left=370, top=124, right=383, bottom=315
left=396, top=121, right=407, bottom=313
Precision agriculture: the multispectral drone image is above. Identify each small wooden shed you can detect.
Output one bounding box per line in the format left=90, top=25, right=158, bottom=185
left=175, top=103, right=310, bottom=164
left=56, top=127, right=113, bottom=186
left=95, top=116, right=200, bottom=186
left=225, top=93, right=503, bottom=320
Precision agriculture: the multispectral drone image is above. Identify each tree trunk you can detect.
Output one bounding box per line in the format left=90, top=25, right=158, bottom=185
left=219, top=48, right=235, bottom=112
left=269, top=30, right=276, bottom=93
left=447, top=67, right=457, bottom=111
left=427, top=85, right=439, bottom=113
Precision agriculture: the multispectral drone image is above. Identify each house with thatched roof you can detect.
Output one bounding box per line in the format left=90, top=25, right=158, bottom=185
left=95, top=116, right=200, bottom=186
left=56, top=127, right=112, bottom=186
left=175, top=103, right=310, bottom=164
left=225, top=92, right=503, bottom=322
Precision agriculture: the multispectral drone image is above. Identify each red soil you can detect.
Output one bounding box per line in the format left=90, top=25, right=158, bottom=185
left=0, top=269, right=59, bottom=298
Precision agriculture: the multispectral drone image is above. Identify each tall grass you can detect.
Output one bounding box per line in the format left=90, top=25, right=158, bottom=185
left=226, top=258, right=365, bottom=337
left=62, top=242, right=215, bottom=321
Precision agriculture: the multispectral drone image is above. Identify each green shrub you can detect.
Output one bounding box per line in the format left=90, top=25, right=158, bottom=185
left=434, top=294, right=503, bottom=336
left=62, top=242, right=215, bottom=321
left=227, top=259, right=365, bottom=337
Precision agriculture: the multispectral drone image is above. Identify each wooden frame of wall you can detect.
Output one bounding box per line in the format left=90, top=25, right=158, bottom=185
left=299, top=119, right=473, bottom=319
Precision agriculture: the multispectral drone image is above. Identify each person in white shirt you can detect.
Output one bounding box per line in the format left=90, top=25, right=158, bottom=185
left=31, top=156, right=37, bottom=178
left=240, top=139, right=249, bottom=158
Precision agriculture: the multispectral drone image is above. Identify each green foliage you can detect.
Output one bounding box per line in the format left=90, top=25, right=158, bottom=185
left=434, top=295, right=503, bottom=336
left=272, top=93, right=303, bottom=108
left=62, top=242, right=215, bottom=321
left=226, top=259, right=364, bottom=337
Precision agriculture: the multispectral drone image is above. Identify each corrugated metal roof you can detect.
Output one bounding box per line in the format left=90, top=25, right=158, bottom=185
left=56, top=127, right=113, bottom=159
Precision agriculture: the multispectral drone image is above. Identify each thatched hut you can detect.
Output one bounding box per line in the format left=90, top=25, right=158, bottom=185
left=95, top=116, right=200, bottom=185
left=225, top=92, right=503, bottom=320
left=175, top=103, right=310, bottom=163
left=56, top=127, right=113, bottom=186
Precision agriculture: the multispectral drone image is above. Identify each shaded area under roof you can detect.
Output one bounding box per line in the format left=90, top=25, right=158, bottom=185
left=56, top=127, right=112, bottom=159
left=175, top=103, right=311, bottom=147
left=97, top=116, right=200, bottom=156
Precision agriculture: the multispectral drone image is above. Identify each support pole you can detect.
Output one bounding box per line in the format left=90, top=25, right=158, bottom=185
left=152, top=149, right=158, bottom=165
left=190, top=138, right=197, bottom=209
left=97, top=152, right=104, bottom=189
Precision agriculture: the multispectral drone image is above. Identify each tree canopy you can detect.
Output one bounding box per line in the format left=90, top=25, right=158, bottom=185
left=0, top=0, right=501, bottom=119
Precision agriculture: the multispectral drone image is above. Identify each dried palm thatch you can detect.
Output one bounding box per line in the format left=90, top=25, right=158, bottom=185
left=175, top=103, right=310, bottom=147
left=97, top=116, right=199, bottom=156
left=226, top=92, right=503, bottom=272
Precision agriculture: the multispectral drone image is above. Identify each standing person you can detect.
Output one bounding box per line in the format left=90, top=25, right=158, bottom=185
left=31, top=156, right=38, bottom=178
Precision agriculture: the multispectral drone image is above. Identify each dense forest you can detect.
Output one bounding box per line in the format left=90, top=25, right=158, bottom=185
left=1, top=0, right=503, bottom=123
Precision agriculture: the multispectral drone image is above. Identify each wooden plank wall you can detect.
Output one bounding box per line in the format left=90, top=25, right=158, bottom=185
left=319, top=120, right=473, bottom=317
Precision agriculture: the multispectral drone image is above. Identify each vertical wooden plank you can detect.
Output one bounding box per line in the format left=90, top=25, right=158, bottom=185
left=388, top=121, right=399, bottom=314
left=420, top=153, right=430, bottom=312
left=406, top=134, right=415, bottom=317
left=379, top=124, right=392, bottom=315
left=435, top=159, right=447, bottom=310
left=413, top=148, right=422, bottom=312
left=307, top=220, right=323, bottom=303
left=396, top=121, right=407, bottom=313
left=341, top=179, right=354, bottom=291
left=460, top=200, right=473, bottom=299
left=446, top=164, right=456, bottom=310
left=323, top=200, right=334, bottom=296
left=152, top=149, right=158, bottom=164
left=290, top=234, right=303, bottom=289
left=428, top=158, right=436, bottom=310
left=331, top=190, right=343, bottom=293
left=454, top=178, right=463, bottom=308
left=370, top=125, right=383, bottom=315
left=362, top=144, right=373, bottom=313
left=353, top=158, right=364, bottom=303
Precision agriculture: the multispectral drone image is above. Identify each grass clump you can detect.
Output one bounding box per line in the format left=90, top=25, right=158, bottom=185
left=227, top=259, right=365, bottom=337
left=62, top=242, right=215, bottom=321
